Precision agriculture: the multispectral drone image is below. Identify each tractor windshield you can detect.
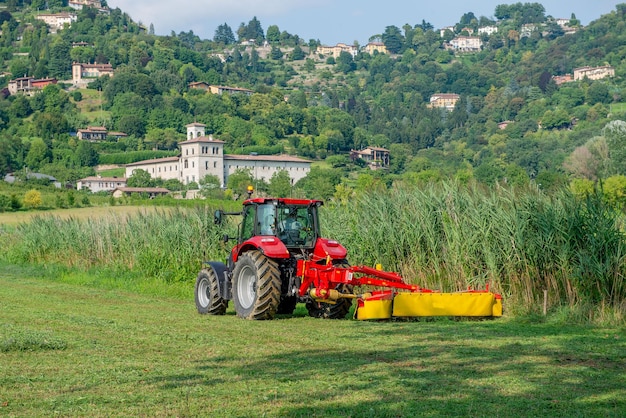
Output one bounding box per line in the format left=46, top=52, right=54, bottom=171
left=276, top=205, right=317, bottom=247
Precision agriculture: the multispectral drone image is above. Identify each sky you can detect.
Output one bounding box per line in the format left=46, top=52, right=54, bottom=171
left=106, top=1, right=621, bottom=45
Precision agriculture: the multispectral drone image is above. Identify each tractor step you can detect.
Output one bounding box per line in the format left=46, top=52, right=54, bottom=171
left=355, top=291, right=503, bottom=320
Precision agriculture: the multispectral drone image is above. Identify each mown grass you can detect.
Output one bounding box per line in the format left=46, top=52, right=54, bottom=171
left=0, top=266, right=624, bottom=417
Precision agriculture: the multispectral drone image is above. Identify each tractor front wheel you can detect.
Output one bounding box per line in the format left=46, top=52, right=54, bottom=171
left=306, top=260, right=353, bottom=319
left=306, top=283, right=353, bottom=319
left=194, top=268, right=228, bottom=315
left=232, top=251, right=281, bottom=320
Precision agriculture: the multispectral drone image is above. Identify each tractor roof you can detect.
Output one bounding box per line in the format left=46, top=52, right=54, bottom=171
left=243, top=197, right=323, bottom=206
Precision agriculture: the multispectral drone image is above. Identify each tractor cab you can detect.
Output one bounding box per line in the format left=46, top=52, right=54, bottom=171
left=239, top=198, right=323, bottom=248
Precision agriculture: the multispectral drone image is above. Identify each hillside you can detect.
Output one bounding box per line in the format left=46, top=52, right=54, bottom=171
left=0, top=2, right=626, bottom=197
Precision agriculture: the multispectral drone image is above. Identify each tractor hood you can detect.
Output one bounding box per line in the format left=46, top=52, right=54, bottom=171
left=313, top=238, right=348, bottom=261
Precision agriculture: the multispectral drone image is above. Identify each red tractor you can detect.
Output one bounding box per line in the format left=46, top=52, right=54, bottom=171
left=195, top=196, right=503, bottom=320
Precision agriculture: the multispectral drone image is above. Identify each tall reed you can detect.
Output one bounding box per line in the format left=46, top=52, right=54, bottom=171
left=322, top=182, right=626, bottom=312
left=1, top=183, right=624, bottom=314
left=3, top=207, right=227, bottom=283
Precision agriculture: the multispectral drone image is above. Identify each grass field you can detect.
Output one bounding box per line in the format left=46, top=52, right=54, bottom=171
left=1, top=264, right=624, bottom=417
left=0, top=206, right=167, bottom=227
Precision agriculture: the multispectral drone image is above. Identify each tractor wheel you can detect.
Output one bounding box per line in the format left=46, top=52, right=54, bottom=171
left=194, top=268, right=227, bottom=315
left=306, top=283, right=353, bottom=319
left=232, top=251, right=281, bottom=320
left=306, top=260, right=353, bottom=319
left=276, top=295, right=298, bottom=315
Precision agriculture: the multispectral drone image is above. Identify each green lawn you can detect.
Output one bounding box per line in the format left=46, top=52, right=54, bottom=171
left=0, top=264, right=624, bottom=417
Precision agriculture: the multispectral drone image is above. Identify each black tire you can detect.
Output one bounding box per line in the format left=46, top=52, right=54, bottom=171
left=194, top=268, right=227, bottom=315
left=232, top=251, right=281, bottom=320
left=306, top=260, right=353, bottom=319
left=277, top=295, right=298, bottom=315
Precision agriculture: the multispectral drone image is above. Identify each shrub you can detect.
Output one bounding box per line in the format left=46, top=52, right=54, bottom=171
left=67, top=191, right=75, bottom=207
left=55, top=194, right=66, bottom=208
left=23, top=189, right=43, bottom=209
left=0, top=194, right=9, bottom=212
left=9, top=194, right=21, bottom=211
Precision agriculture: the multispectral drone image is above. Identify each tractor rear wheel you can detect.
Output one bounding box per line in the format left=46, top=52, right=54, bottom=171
left=194, top=268, right=227, bottom=315
left=232, top=251, right=281, bottom=320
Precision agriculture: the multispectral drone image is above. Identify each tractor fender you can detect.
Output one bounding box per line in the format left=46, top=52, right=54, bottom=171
left=234, top=237, right=291, bottom=261
left=313, top=238, right=348, bottom=261
left=203, top=261, right=231, bottom=300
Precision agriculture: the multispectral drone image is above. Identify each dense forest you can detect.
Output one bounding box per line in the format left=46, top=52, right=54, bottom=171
left=1, top=1, right=626, bottom=199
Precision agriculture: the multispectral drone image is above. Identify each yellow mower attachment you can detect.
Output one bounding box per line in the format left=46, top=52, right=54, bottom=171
left=354, top=288, right=503, bottom=320
left=393, top=292, right=502, bottom=317
left=354, top=291, right=394, bottom=320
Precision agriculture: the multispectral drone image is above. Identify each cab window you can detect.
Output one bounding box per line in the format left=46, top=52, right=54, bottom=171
left=240, top=205, right=256, bottom=241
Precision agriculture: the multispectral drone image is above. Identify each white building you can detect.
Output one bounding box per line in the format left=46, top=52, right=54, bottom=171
left=478, top=26, right=498, bottom=36
left=35, top=13, right=77, bottom=32
left=77, top=176, right=127, bottom=193
left=573, top=66, right=615, bottom=81
left=125, top=123, right=311, bottom=187
left=449, top=36, right=482, bottom=52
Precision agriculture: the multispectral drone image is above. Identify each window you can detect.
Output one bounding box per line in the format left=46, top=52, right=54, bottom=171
left=214, top=161, right=217, bottom=168
left=186, top=149, right=188, bottom=156
left=241, top=205, right=256, bottom=241
left=192, top=148, right=194, bottom=155
left=184, top=160, right=188, bottom=169
left=257, top=204, right=276, bottom=235
left=192, top=161, right=195, bottom=168
left=205, top=161, right=208, bottom=170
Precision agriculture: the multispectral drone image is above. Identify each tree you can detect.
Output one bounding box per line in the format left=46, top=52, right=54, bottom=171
left=199, top=174, right=222, bottom=198
left=291, top=45, right=305, bottom=60
left=268, top=170, right=292, bottom=197
left=563, top=136, right=609, bottom=180
left=117, top=114, right=146, bottom=138
left=296, top=167, right=341, bottom=200
left=586, top=82, right=611, bottom=105
left=76, top=141, right=99, bottom=167
left=270, top=45, right=283, bottom=60
left=336, top=51, right=356, bottom=73
left=247, top=16, right=265, bottom=41
left=602, top=175, right=626, bottom=207
left=23, top=189, right=42, bottom=209
left=266, top=25, right=280, bottom=44
left=47, top=38, right=71, bottom=79
left=25, top=138, right=51, bottom=170
left=127, top=169, right=154, bottom=187
left=238, top=16, right=264, bottom=43
left=227, top=168, right=254, bottom=198
left=214, top=23, right=236, bottom=44
left=382, top=25, right=404, bottom=54
left=604, top=120, right=626, bottom=175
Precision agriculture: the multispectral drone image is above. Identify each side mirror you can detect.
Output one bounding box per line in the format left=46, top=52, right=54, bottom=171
left=222, top=234, right=231, bottom=243
left=214, top=210, right=223, bottom=225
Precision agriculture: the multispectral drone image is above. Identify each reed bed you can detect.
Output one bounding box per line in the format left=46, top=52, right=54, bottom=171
left=2, top=206, right=226, bottom=284
left=321, top=182, right=626, bottom=315
left=1, top=183, right=625, bottom=316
